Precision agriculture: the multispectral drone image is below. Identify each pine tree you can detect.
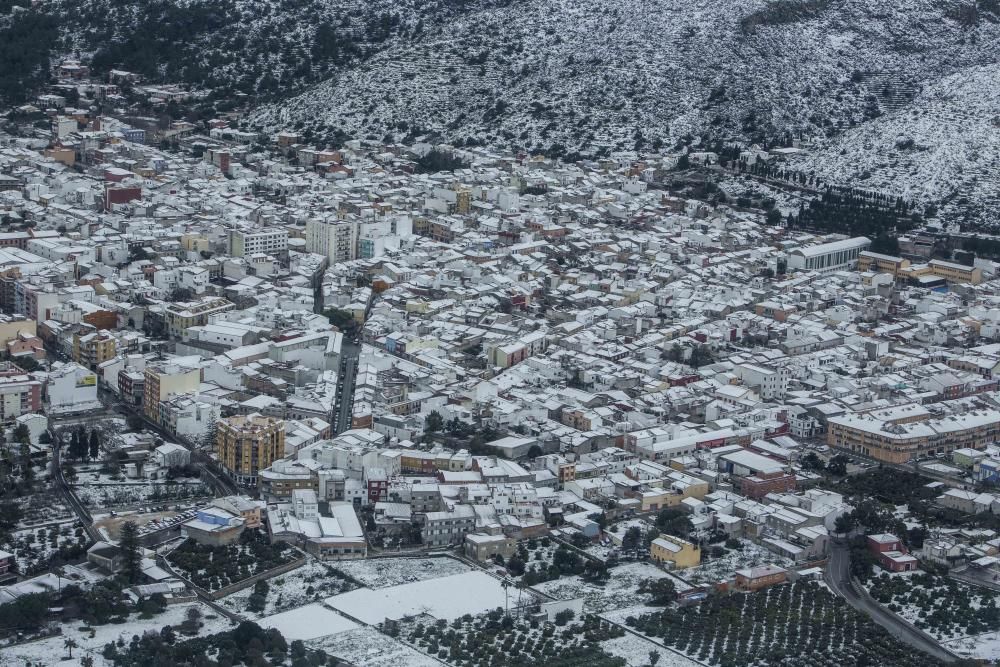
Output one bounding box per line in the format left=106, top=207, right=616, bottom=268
left=119, top=521, right=142, bottom=584
left=69, top=430, right=82, bottom=460
left=89, top=429, right=101, bottom=460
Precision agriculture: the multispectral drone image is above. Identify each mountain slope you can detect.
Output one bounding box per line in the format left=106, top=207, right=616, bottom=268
left=249, top=0, right=999, bottom=217
left=786, top=65, right=1000, bottom=228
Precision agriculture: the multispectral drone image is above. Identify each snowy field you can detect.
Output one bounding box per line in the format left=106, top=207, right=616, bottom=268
left=326, top=571, right=509, bottom=624
left=308, top=626, right=442, bottom=667
left=259, top=603, right=359, bottom=641
left=0, top=601, right=232, bottom=666
left=218, top=558, right=358, bottom=619
left=532, top=562, right=691, bottom=614
left=602, top=632, right=702, bottom=667
left=943, top=632, right=1000, bottom=662
left=332, top=556, right=471, bottom=589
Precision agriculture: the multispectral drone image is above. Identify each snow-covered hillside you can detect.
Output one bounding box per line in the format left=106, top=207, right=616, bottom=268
left=249, top=0, right=999, bottom=221
left=786, top=65, right=1000, bottom=228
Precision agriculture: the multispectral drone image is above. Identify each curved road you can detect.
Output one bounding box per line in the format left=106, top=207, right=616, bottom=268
left=825, top=536, right=957, bottom=663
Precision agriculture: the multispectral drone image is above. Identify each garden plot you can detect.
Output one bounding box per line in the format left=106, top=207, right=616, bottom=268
left=308, top=626, right=442, bottom=667
left=166, top=535, right=299, bottom=593
left=864, top=570, right=1000, bottom=642
left=682, top=540, right=792, bottom=586
left=16, top=490, right=74, bottom=526
left=601, top=632, right=701, bottom=667
left=218, top=558, right=358, bottom=619
left=3, top=520, right=87, bottom=575
left=73, top=480, right=211, bottom=508
left=532, top=562, right=691, bottom=614
left=0, top=601, right=232, bottom=665
left=398, top=608, right=627, bottom=667
left=626, top=581, right=934, bottom=667
left=332, top=556, right=471, bottom=589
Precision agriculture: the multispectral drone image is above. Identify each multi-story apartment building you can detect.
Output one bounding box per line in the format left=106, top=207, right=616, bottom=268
left=163, top=297, right=235, bottom=338
left=73, top=330, right=117, bottom=369
left=305, top=218, right=358, bottom=264
left=143, top=363, right=201, bottom=421
left=422, top=505, right=476, bottom=547
left=827, top=406, right=1000, bottom=463
left=217, top=413, right=285, bottom=486
left=0, top=373, right=42, bottom=423
left=228, top=228, right=288, bottom=259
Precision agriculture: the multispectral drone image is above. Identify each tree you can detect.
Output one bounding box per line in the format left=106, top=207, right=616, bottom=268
left=827, top=454, right=849, bottom=476
left=64, top=637, right=78, bottom=659
left=168, top=287, right=194, bottom=302
left=119, top=521, right=142, bottom=584
left=801, top=452, right=823, bottom=471
left=12, top=423, right=30, bottom=444
left=649, top=650, right=661, bottom=667
left=81, top=657, right=94, bottom=667
left=89, top=429, right=101, bottom=460
left=424, top=410, right=444, bottom=435
left=655, top=508, right=693, bottom=538
left=622, top=526, right=642, bottom=550
left=834, top=512, right=857, bottom=534
left=127, top=414, right=145, bottom=432
left=871, top=232, right=900, bottom=255
left=639, top=577, right=677, bottom=605
left=765, top=209, right=783, bottom=226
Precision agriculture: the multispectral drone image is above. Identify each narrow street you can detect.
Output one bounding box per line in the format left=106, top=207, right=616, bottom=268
left=49, top=433, right=101, bottom=543
left=824, top=536, right=957, bottom=663
left=335, top=342, right=360, bottom=434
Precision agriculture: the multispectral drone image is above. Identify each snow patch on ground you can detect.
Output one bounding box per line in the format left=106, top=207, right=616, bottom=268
left=602, top=632, right=702, bottom=667
left=308, top=626, right=442, bottom=667
left=325, top=570, right=509, bottom=624
left=0, top=602, right=232, bottom=666
left=259, top=603, right=359, bottom=641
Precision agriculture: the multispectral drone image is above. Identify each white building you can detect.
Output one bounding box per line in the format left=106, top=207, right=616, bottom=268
left=305, top=218, right=358, bottom=264
left=787, top=237, right=871, bottom=273
left=229, top=228, right=288, bottom=258
left=46, top=362, right=101, bottom=414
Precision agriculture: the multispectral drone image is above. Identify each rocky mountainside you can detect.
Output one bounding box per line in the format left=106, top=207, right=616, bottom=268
left=247, top=0, right=999, bottom=223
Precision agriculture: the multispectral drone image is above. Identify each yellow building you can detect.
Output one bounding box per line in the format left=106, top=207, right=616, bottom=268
left=898, top=259, right=983, bottom=286
left=143, top=364, right=202, bottom=420
left=639, top=471, right=710, bottom=512
left=163, top=297, right=235, bottom=338
left=0, top=317, right=36, bottom=349
left=217, top=413, right=285, bottom=486
left=827, top=407, right=1000, bottom=463
left=927, top=259, right=983, bottom=285
left=73, top=330, right=117, bottom=369
left=857, top=251, right=911, bottom=278
left=650, top=534, right=701, bottom=569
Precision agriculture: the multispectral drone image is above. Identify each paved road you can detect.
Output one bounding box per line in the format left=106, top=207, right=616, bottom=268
left=825, top=536, right=957, bottom=663
left=49, top=433, right=102, bottom=543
